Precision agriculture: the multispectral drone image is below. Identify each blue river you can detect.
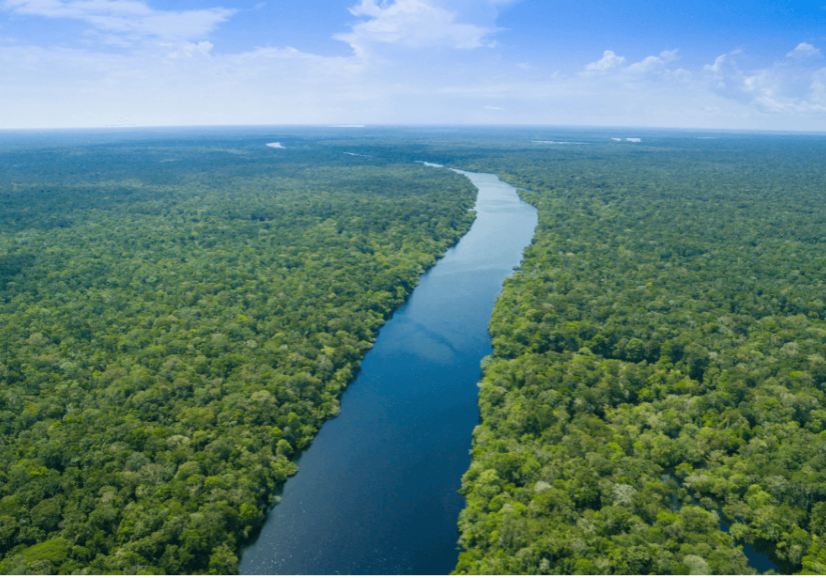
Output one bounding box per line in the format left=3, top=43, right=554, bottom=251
left=240, top=170, right=538, bottom=575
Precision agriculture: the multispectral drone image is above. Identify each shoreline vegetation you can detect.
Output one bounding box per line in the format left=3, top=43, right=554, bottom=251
left=0, top=136, right=475, bottom=574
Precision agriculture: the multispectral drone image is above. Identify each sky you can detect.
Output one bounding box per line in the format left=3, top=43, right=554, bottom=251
left=1, top=0, right=825, bottom=130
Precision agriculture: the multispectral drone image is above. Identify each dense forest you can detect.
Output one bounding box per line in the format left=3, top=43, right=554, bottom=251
left=444, top=135, right=826, bottom=574
left=0, top=132, right=476, bottom=574
left=3, top=128, right=826, bottom=575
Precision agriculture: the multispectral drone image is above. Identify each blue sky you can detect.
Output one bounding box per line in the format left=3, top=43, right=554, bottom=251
left=1, top=0, right=825, bottom=129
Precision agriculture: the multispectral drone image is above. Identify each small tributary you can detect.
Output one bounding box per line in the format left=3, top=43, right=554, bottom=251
left=239, top=170, right=538, bottom=574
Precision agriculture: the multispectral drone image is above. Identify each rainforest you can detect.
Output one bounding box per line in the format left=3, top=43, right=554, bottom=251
left=1, top=127, right=826, bottom=575
left=0, top=128, right=477, bottom=574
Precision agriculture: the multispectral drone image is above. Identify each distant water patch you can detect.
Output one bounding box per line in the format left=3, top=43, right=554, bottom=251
left=415, top=161, right=444, bottom=168
left=533, top=140, right=588, bottom=145
left=329, top=125, right=365, bottom=128
left=663, top=474, right=781, bottom=575
left=717, top=515, right=780, bottom=573
left=266, top=142, right=285, bottom=149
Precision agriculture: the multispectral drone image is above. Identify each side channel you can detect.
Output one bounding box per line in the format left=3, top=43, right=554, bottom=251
left=240, top=170, right=538, bottom=575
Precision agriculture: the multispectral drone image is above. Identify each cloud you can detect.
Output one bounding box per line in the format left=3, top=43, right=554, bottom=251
left=579, top=48, right=688, bottom=86
left=2, top=0, right=235, bottom=42
left=810, top=68, right=826, bottom=107
left=625, top=49, right=679, bottom=74
left=702, top=47, right=826, bottom=114
left=787, top=42, right=822, bottom=58
left=704, top=53, right=728, bottom=74
left=2, top=4, right=826, bottom=132
left=166, top=40, right=213, bottom=58
left=333, top=0, right=503, bottom=56
left=0, top=41, right=373, bottom=128
left=583, top=50, right=626, bottom=74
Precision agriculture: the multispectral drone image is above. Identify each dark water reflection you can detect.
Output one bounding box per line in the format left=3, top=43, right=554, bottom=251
left=717, top=515, right=782, bottom=574
left=239, top=170, right=538, bottom=575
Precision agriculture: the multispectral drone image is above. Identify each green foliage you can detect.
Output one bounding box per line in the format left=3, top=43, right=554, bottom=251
left=8, top=130, right=825, bottom=574
left=0, top=137, right=475, bottom=574
left=0, top=538, right=70, bottom=574
left=453, top=136, right=826, bottom=574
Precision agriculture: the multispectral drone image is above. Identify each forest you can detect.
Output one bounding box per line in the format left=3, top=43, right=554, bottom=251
left=3, top=127, right=826, bottom=575
left=442, top=134, right=826, bottom=574
left=0, top=131, right=476, bottom=574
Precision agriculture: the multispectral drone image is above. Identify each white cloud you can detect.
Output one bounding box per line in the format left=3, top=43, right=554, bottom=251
left=166, top=40, right=213, bottom=58
left=788, top=42, right=821, bottom=58
left=578, top=48, right=689, bottom=88
left=2, top=0, right=235, bottom=42
left=2, top=2, right=826, bottom=132
left=583, top=50, right=626, bottom=74
left=333, top=0, right=504, bottom=56
left=811, top=68, right=826, bottom=105
left=625, top=49, right=679, bottom=74
left=704, top=53, right=728, bottom=74
left=702, top=48, right=826, bottom=114
left=0, top=41, right=372, bottom=128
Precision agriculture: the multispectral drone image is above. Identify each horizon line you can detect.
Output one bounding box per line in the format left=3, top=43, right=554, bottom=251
left=2, top=123, right=826, bottom=135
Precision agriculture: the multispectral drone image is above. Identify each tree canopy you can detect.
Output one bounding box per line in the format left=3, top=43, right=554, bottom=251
left=450, top=135, right=826, bottom=574
left=0, top=135, right=475, bottom=574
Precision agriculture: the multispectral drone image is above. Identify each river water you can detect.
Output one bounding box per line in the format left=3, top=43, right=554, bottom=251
left=239, top=170, right=538, bottom=575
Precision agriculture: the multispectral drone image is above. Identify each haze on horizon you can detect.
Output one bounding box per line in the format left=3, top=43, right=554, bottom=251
left=1, top=0, right=825, bottom=131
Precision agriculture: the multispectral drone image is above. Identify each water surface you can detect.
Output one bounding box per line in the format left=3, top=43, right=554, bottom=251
left=240, top=170, right=537, bottom=575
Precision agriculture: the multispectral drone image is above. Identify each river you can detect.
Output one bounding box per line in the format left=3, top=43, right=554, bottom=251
left=239, top=170, right=538, bottom=575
